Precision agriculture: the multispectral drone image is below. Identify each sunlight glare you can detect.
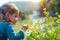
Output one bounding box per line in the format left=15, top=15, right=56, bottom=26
left=31, top=0, right=41, bottom=3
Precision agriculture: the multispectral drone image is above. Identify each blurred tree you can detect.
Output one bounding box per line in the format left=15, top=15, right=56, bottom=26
left=49, top=0, right=60, bottom=13
left=19, top=11, right=32, bottom=20
left=38, top=0, right=49, bottom=16
left=39, top=0, right=60, bottom=17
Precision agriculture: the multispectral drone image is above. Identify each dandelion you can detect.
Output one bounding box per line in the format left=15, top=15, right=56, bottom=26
left=43, top=8, right=46, bottom=11
left=56, top=19, right=60, bottom=23
left=52, top=28, right=55, bottom=32
left=55, top=12, right=58, bottom=15
left=58, top=15, right=60, bottom=19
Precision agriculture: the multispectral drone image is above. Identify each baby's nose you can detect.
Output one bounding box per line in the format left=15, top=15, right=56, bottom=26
left=15, top=18, right=18, bottom=21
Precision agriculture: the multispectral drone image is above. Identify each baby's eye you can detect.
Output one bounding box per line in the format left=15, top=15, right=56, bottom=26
left=15, top=15, right=18, bottom=17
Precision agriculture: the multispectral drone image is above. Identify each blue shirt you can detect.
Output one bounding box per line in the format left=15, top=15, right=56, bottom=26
left=0, top=20, right=24, bottom=40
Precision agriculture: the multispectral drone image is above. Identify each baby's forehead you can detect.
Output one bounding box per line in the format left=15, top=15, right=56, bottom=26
left=14, top=9, right=19, bottom=14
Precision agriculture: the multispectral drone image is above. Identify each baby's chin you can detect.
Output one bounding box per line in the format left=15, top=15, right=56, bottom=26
left=13, top=23, right=16, bottom=25
left=13, top=21, right=17, bottom=25
left=13, top=22, right=16, bottom=25
left=11, top=22, right=16, bottom=25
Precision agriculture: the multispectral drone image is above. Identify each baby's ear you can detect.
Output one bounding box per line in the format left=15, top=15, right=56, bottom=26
left=5, top=12, right=10, bottom=17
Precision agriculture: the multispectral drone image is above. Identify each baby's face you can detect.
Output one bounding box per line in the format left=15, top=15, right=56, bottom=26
left=8, top=11, right=19, bottom=25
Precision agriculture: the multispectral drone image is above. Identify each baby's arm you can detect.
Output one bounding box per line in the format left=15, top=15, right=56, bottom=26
left=5, top=24, right=24, bottom=40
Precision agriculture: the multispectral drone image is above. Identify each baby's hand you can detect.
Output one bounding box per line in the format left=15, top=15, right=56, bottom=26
left=22, top=24, right=28, bottom=32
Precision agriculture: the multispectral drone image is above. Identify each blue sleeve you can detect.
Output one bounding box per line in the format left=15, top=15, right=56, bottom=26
left=5, top=23, right=24, bottom=40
